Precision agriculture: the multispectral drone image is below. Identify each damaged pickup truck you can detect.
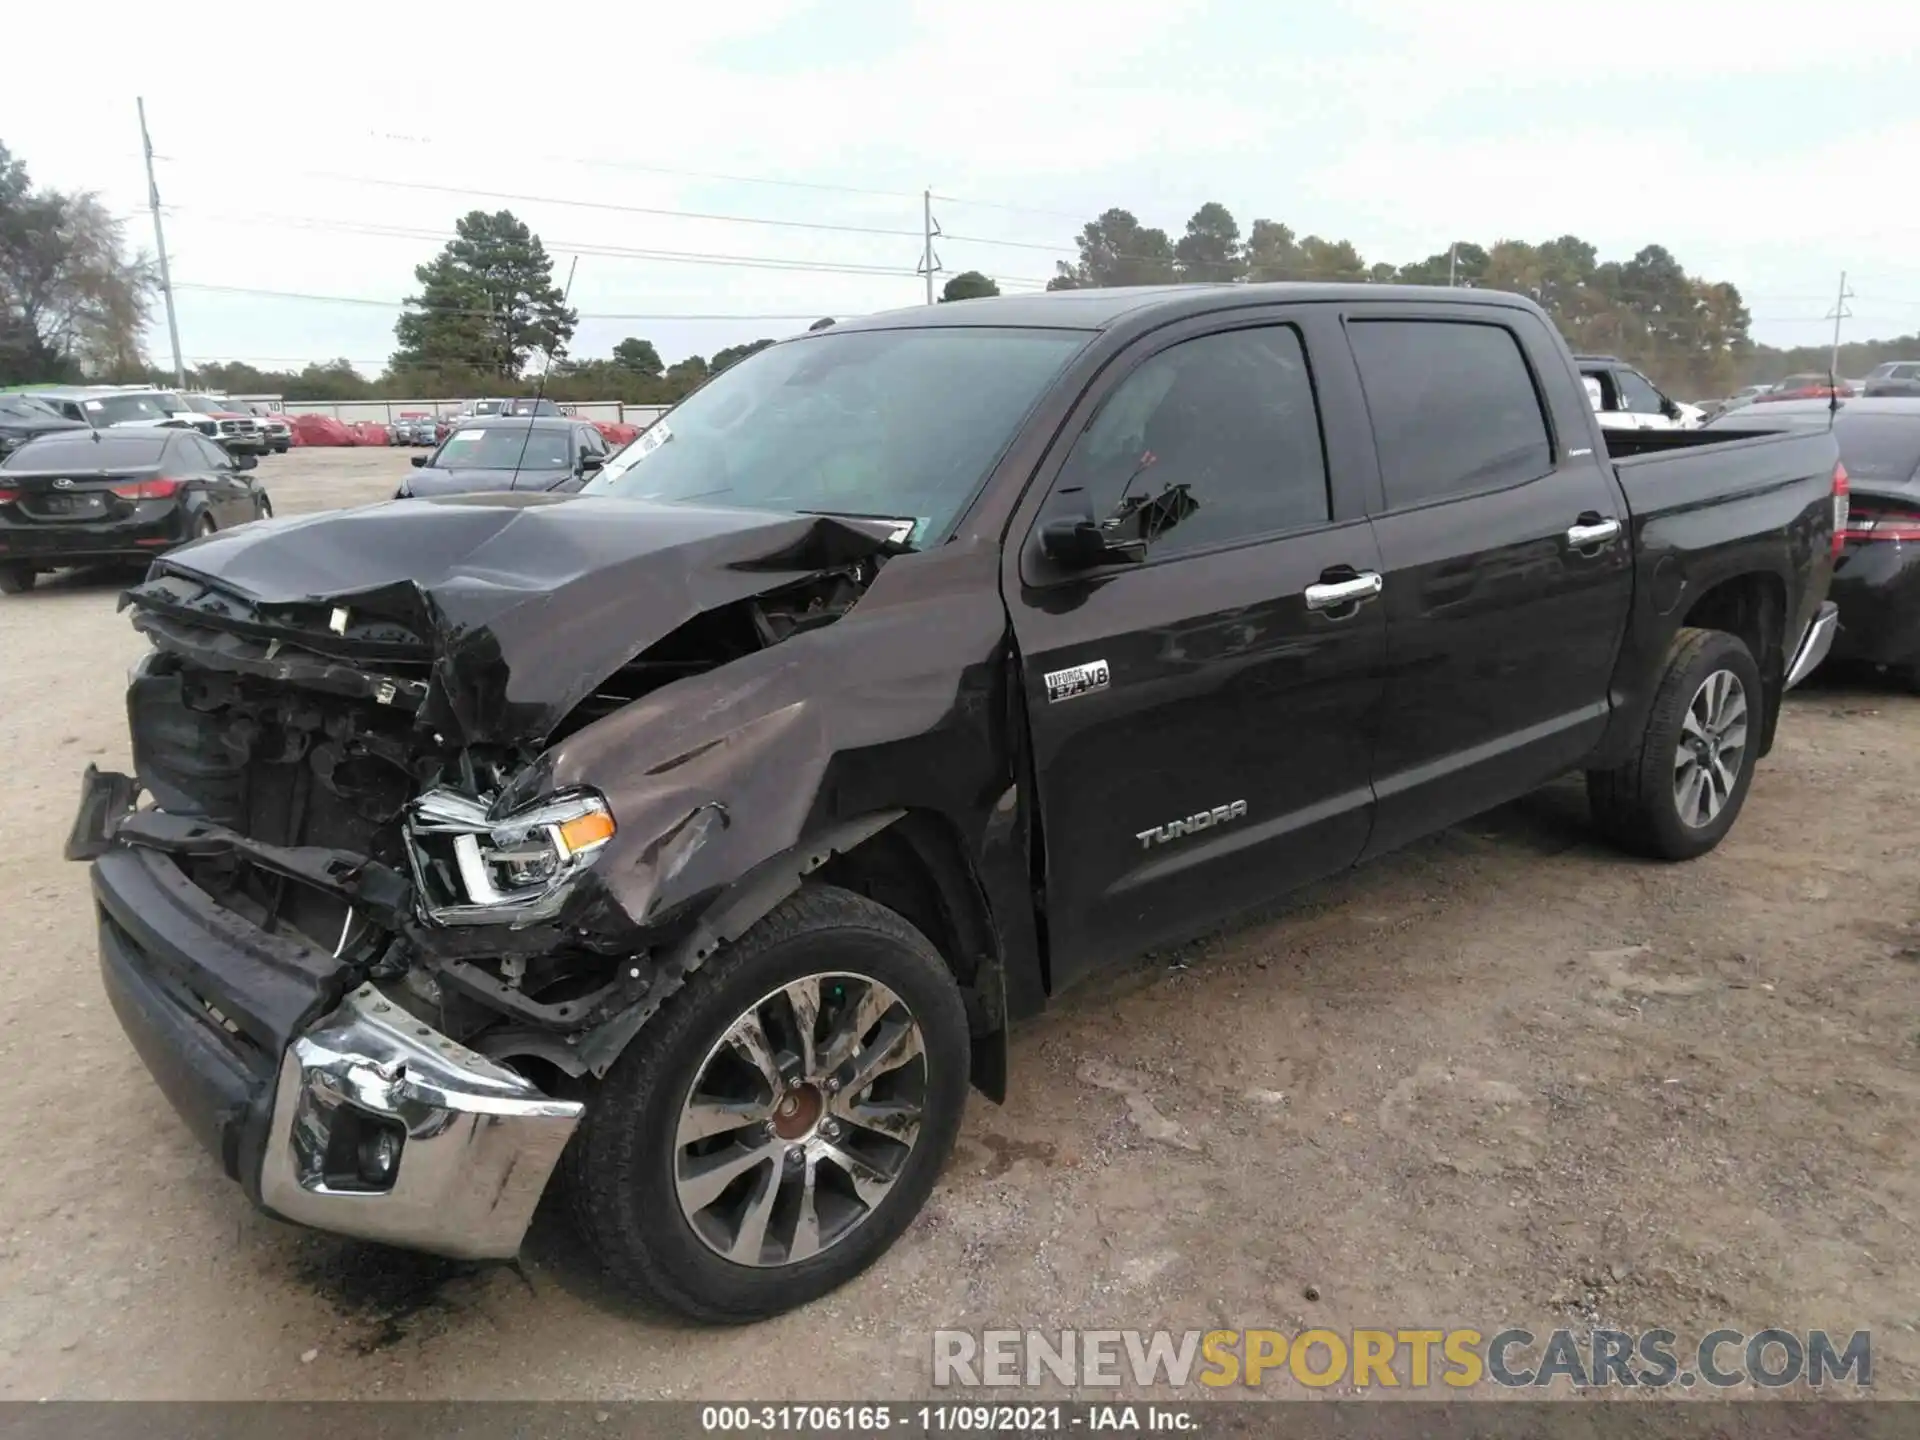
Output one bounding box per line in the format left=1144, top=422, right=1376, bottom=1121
left=70, top=284, right=1843, bottom=1323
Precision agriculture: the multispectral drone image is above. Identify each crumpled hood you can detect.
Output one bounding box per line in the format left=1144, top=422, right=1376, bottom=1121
left=138, top=491, right=899, bottom=746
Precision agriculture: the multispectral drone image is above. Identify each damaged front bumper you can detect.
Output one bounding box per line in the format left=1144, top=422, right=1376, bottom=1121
left=81, top=772, right=583, bottom=1261
left=260, top=983, right=582, bottom=1260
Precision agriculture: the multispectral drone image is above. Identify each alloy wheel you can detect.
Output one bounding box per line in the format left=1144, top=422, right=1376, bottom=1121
left=1673, top=668, right=1748, bottom=827
left=674, top=972, right=927, bottom=1268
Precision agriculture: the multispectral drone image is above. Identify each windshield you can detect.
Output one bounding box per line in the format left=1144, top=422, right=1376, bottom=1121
left=431, top=425, right=573, bottom=470
left=470, top=399, right=506, bottom=416
left=82, top=393, right=175, bottom=426
left=184, top=396, right=224, bottom=414
left=506, top=398, right=561, bottom=416
left=583, top=326, right=1088, bottom=544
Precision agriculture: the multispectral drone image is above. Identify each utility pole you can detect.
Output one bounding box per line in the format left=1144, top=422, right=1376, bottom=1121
left=137, top=97, right=186, bottom=389
left=919, top=189, right=942, bottom=304
left=1448, top=242, right=1457, bottom=288
left=1826, top=270, right=1854, bottom=380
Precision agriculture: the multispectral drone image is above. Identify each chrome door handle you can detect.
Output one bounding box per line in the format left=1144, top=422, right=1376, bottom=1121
left=1304, top=572, right=1384, bottom=612
left=1566, top=517, right=1622, bottom=548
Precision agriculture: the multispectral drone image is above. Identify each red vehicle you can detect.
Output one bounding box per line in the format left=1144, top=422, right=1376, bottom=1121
left=1757, top=373, right=1854, bottom=403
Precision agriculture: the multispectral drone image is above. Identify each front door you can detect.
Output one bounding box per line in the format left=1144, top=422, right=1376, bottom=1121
left=1343, top=307, right=1635, bottom=857
left=1006, top=312, right=1386, bottom=990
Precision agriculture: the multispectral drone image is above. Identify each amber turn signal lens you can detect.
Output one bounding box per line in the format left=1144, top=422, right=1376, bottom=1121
left=557, top=809, right=616, bottom=854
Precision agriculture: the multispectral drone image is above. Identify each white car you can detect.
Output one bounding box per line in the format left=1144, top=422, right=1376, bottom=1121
left=19, top=386, right=199, bottom=432
left=1576, top=356, right=1702, bottom=431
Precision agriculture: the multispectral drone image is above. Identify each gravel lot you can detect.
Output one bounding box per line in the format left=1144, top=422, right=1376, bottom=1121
left=2, top=446, right=1916, bottom=1400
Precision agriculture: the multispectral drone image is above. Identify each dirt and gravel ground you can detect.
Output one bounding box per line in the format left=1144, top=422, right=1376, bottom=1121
left=1, top=447, right=1915, bottom=1401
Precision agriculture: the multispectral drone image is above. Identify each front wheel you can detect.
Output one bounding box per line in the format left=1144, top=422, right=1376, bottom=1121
left=565, top=884, right=970, bottom=1323
left=1588, top=627, right=1763, bottom=860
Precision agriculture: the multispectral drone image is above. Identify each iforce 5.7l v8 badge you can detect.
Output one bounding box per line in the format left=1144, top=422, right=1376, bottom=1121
left=1044, top=659, right=1110, bottom=704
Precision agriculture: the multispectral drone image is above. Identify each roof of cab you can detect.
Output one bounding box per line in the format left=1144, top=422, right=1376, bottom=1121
left=824, top=282, right=1547, bottom=334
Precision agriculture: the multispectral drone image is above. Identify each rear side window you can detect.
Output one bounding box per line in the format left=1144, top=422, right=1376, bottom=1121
left=1, top=433, right=168, bottom=469
left=1051, top=324, right=1330, bottom=557
left=1349, top=319, right=1554, bottom=509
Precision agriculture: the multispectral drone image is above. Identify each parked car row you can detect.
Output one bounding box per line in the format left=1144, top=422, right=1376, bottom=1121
left=1, top=385, right=292, bottom=456
left=1695, top=368, right=1920, bottom=424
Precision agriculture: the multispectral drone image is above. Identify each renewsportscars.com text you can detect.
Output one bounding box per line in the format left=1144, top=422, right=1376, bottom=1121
left=932, top=1328, right=1872, bottom=1391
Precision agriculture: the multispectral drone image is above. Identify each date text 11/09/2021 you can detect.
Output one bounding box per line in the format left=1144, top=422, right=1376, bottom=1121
left=701, top=1407, right=1196, bottom=1433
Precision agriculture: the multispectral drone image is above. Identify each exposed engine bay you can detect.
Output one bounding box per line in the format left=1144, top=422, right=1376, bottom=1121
left=98, top=510, right=891, bottom=1074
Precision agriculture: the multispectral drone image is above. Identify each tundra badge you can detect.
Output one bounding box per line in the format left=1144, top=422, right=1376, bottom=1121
left=1137, top=800, right=1249, bottom=849
left=1044, top=659, right=1110, bottom=704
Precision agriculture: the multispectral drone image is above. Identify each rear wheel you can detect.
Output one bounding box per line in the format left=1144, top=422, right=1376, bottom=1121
left=1588, top=627, right=1763, bottom=860
left=0, top=561, right=36, bottom=595
left=565, top=884, right=970, bottom=1323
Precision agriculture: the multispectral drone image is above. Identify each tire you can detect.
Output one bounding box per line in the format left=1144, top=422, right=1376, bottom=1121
left=1587, top=627, right=1763, bottom=860
left=256, top=494, right=273, bottom=521
left=0, top=561, right=36, bottom=595
left=565, top=883, right=970, bottom=1323
left=196, top=513, right=217, bottom=538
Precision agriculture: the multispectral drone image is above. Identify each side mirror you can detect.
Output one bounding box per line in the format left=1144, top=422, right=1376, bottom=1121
left=580, top=453, right=605, bottom=470
left=1661, top=397, right=1680, bottom=419
left=411, top=454, right=429, bottom=467
left=1039, top=514, right=1146, bottom=571
left=235, top=452, right=258, bottom=471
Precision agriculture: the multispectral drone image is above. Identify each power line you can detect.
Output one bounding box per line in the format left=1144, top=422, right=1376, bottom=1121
left=169, top=281, right=856, bottom=321
left=168, top=118, right=1093, bottom=220
left=267, top=168, right=933, bottom=240
left=159, top=158, right=1087, bottom=257
left=153, top=206, right=1055, bottom=288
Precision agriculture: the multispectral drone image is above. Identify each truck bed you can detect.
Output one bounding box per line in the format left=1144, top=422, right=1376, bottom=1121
left=1605, top=422, right=1842, bottom=521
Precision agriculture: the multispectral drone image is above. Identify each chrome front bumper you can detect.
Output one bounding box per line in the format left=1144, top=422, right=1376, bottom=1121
left=258, top=984, right=584, bottom=1260
left=1785, top=600, right=1839, bottom=690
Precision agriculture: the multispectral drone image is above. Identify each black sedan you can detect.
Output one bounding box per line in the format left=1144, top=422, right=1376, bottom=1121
left=396, top=415, right=610, bottom=499
left=1705, top=397, right=1920, bottom=687
left=0, top=393, right=88, bottom=458
left=0, top=428, right=271, bottom=594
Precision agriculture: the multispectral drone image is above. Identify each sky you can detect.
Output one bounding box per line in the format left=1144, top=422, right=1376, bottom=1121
left=3, top=0, right=1918, bottom=380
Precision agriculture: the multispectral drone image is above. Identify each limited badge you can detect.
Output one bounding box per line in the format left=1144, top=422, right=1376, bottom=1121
left=1044, top=659, right=1110, bottom=704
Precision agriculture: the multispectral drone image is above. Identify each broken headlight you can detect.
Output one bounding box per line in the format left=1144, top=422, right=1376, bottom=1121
left=404, top=787, right=616, bottom=926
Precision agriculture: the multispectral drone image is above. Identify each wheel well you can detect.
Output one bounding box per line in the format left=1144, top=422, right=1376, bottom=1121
left=1681, top=571, right=1786, bottom=753
left=815, top=809, right=1008, bottom=1101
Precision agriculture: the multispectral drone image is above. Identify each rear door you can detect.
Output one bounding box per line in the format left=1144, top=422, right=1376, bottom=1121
left=174, top=433, right=246, bottom=525
left=1005, top=307, right=1387, bottom=988
left=1345, top=305, right=1633, bottom=857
